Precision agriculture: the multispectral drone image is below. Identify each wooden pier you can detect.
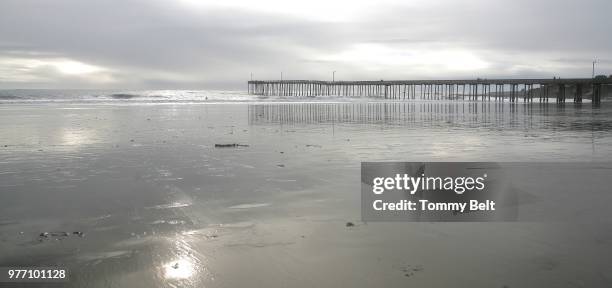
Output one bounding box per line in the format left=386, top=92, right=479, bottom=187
left=248, top=78, right=611, bottom=103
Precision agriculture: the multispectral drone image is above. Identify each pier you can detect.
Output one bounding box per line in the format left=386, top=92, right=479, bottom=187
left=248, top=78, right=611, bottom=103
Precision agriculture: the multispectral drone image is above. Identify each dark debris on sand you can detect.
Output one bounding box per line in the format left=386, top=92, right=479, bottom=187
left=215, top=144, right=249, bottom=148
left=399, top=265, right=424, bottom=277
left=38, top=231, right=84, bottom=241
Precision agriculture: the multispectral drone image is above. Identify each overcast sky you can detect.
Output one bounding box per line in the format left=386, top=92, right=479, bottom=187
left=1, top=0, right=610, bottom=89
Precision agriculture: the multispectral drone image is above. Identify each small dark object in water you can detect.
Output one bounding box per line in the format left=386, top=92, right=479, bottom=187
left=277, top=164, right=285, bottom=168
left=73, top=231, right=84, bottom=237
left=215, top=144, right=249, bottom=148
left=172, top=262, right=179, bottom=269
left=130, top=139, right=134, bottom=142
left=39, top=232, right=49, bottom=238
left=306, top=144, right=322, bottom=148
left=345, top=222, right=355, bottom=227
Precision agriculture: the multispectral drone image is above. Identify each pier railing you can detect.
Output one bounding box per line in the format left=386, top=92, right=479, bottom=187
left=248, top=78, right=612, bottom=103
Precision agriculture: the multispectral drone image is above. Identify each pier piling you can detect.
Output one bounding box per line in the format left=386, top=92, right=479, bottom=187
left=248, top=78, right=610, bottom=104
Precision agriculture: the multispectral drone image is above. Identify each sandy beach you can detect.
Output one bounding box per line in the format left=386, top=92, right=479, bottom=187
left=0, top=100, right=611, bottom=287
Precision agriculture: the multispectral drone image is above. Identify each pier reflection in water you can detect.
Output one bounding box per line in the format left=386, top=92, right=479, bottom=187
left=249, top=101, right=612, bottom=132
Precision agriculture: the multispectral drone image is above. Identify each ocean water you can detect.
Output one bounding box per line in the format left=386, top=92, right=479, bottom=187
left=1, top=90, right=612, bottom=287
left=0, top=89, right=377, bottom=104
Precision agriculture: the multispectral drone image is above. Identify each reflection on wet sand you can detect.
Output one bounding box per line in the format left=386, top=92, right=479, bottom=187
left=249, top=102, right=612, bottom=132
left=1, top=102, right=612, bottom=287
left=159, top=237, right=208, bottom=286
left=163, top=258, right=194, bottom=279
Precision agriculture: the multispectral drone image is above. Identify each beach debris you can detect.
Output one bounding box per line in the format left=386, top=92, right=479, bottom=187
left=110, top=93, right=136, bottom=99
left=214, top=143, right=249, bottom=148
left=345, top=222, right=355, bottom=227
left=399, top=265, right=424, bottom=277
left=38, top=231, right=84, bottom=241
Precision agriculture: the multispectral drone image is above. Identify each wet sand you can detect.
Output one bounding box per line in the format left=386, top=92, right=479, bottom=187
left=1, top=101, right=612, bottom=287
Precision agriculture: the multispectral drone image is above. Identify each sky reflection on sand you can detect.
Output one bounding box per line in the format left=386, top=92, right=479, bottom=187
left=160, top=237, right=209, bottom=287
left=163, top=258, right=195, bottom=279
left=1, top=102, right=612, bottom=287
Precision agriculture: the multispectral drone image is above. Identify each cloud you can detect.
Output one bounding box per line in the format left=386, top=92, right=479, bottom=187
left=0, top=0, right=610, bottom=88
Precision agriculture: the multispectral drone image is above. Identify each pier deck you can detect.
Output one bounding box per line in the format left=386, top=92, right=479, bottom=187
left=248, top=78, right=612, bottom=103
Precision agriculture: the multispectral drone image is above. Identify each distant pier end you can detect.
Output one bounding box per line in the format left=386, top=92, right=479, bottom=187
left=248, top=78, right=612, bottom=103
